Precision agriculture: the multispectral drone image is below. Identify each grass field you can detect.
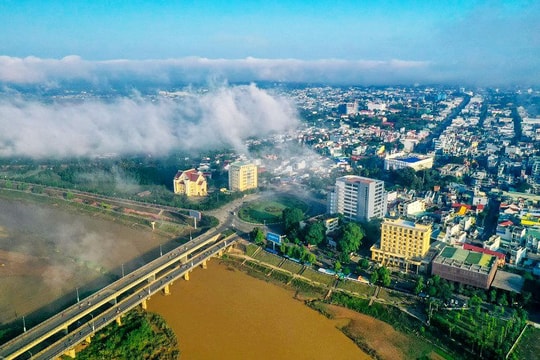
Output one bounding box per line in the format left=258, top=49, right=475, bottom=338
left=337, top=280, right=374, bottom=297
left=512, top=326, right=540, bottom=360
left=280, top=259, right=303, bottom=274
left=238, top=196, right=307, bottom=224
left=377, top=288, right=409, bottom=304
left=302, top=267, right=336, bottom=286
left=245, top=244, right=260, bottom=257
left=253, top=250, right=283, bottom=267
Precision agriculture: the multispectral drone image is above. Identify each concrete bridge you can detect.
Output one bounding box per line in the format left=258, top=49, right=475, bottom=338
left=0, top=232, right=239, bottom=360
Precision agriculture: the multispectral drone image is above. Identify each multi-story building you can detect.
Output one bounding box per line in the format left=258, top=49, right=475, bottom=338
left=384, top=152, right=434, bottom=171
left=371, top=218, right=432, bottom=269
left=431, top=246, right=498, bottom=289
left=173, top=169, right=208, bottom=197
left=397, top=199, right=425, bottom=217
left=328, top=175, right=386, bottom=222
left=228, top=161, right=258, bottom=192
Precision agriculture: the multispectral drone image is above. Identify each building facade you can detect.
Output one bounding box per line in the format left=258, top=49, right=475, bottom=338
left=328, top=175, right=387, bottom=222
left=173, top=169, right=208, bottom=197
left=228, top=161, right=258, bottom=192
left=371, top=218, right=432, bottom=268
left=397, top=199, right=426, bottom=217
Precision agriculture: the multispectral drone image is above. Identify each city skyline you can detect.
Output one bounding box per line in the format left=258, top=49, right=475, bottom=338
left=0, top=0, right=538, bottom=86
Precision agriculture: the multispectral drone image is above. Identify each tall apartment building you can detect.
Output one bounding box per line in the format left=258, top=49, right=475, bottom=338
left=228, top=161, right=258, bottom=192
left=328, top=175, right=387, bottom=222
left=371, top=218, right=432, bottom=268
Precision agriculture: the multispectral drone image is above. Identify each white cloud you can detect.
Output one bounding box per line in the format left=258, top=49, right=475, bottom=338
left=0, top=84, right=298, bottom=158
left=0, top=56, right=434, bottom=86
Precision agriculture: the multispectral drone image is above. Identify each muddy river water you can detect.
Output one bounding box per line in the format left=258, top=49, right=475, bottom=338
left=148, top=262, right=370, bottom=360
left=0, top=197, right=161, bottom=324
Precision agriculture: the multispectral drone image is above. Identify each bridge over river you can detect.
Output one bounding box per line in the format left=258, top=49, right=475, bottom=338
left=0, top=232, right=239, bottom=360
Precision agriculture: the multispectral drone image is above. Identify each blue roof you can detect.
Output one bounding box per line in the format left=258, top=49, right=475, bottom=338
left=399, top=156, right=422, bottom=163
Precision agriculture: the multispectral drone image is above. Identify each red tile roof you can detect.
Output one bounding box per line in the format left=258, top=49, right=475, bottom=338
left=463, top=243, right=505, bottom=260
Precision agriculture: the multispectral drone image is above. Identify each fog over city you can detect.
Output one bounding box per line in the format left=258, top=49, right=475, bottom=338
left=0, top=83, right=298, bottom=158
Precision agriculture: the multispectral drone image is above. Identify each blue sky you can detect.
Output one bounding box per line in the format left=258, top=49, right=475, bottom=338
left=0, top=0, right=538, bottom=85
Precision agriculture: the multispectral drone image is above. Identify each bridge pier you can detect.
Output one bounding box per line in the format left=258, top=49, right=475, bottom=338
left=184, top=271, right=190, bottom=281
left=64, top=347, right=76, bottom=358
left=201, top=260, right=207, bottom=269
left=116, top=316, right=122, bottom=326
left=163, top=283, right=170, bottom=295
left=85, top=335, right=92, bottom=344
left=141, top=299, right=148, bottom=310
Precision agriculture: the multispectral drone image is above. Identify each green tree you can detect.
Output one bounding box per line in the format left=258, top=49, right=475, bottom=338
left=378, top=266, right=391, bottom=287
left=497, top=293, right=508, bottom=307
left=304, top=221, right=326, bottom=246
left=338, top=222, right=364, bottom=255
left=334, top=261, right=342, bottom=273
left=521, top=291, right=532, bottom=306
left=302, top=252, right=317, bottom=264
left=469, top=295, right=482, bottom=307
left=414, top=276, right=425, bottom=295
left=370, top=270, right=379, bottom=285
left=282, top=207, right=304, bottom=233
left=251, top=227, right=265, bottom=246
left=358, top=258, right=370, bottom=270
left=489, top=289, right=497, bottom=303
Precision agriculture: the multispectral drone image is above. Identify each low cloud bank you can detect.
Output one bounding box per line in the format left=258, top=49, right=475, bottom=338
left=0, top=84, right=298, bottom=158
left=0, top=56, right=433, bottom=86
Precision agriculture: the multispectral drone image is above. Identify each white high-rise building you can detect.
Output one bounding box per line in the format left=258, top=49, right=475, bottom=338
left=328, top=175, right=387, bottom=222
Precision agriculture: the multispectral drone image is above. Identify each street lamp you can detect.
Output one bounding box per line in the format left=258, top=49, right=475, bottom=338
left=89, top=314, right=95, bottom=332
left=121, top=264, right=125, bottom=278
left=76, top=287, right=80, bottom=303
left=27, top=350, right=32, bottom=359
left=160, top=244, right=163, bottom=257
left=22, top=316, right=26, bottom=333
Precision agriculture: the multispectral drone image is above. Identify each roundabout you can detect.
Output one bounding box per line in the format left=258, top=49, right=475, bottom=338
left=237, top=195, right=308, bottom=224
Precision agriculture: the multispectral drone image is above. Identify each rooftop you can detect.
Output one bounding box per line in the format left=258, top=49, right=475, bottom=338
left=434, top=246, right=496, bottom=273
left=491, top=271, right=524, bottom=293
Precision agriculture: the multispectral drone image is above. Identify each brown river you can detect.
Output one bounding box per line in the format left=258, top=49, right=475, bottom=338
left=148, top=262, right=370, bottom=360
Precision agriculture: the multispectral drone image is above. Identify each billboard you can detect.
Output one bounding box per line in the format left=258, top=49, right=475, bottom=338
left=189, top=210, right=202, bottom=221
left=266, top=232, right=282, bottom=245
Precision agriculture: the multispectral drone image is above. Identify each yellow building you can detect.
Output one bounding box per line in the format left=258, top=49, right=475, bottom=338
left=371, top=218, right=432, bottom=268
left=228, top=161, right=258, bottom=192
left=173, top=169, right=208, bottom=197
